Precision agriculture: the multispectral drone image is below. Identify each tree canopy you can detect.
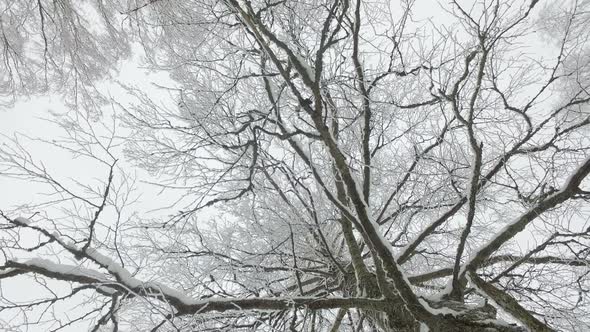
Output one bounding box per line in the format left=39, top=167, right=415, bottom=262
left=1, top=0, right=590, bottom=331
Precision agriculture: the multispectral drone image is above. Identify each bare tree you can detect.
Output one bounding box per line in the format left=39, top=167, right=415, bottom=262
left=1, top=0, right=590, bottom=331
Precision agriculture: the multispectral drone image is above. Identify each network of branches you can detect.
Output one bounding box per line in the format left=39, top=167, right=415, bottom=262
left=1, top=0, right=590, bottom=331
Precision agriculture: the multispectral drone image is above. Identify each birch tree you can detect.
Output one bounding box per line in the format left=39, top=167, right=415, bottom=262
left=1, top=0, right=590, bottom=331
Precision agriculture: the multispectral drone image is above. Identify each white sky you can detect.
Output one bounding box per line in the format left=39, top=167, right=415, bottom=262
left=0, top=1, right=575, bottom=331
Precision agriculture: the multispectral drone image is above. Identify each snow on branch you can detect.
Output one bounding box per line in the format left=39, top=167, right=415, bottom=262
left=466, top=156, right=590, bottom=271
left=2, top=216, right=391, bottom=316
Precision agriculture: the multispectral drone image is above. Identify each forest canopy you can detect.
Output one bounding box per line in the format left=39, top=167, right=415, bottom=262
left=1, top=0, right=590, bottom=331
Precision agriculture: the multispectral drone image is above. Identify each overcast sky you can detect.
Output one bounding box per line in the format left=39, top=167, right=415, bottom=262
left=0, top=1, right=568, bottom=330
